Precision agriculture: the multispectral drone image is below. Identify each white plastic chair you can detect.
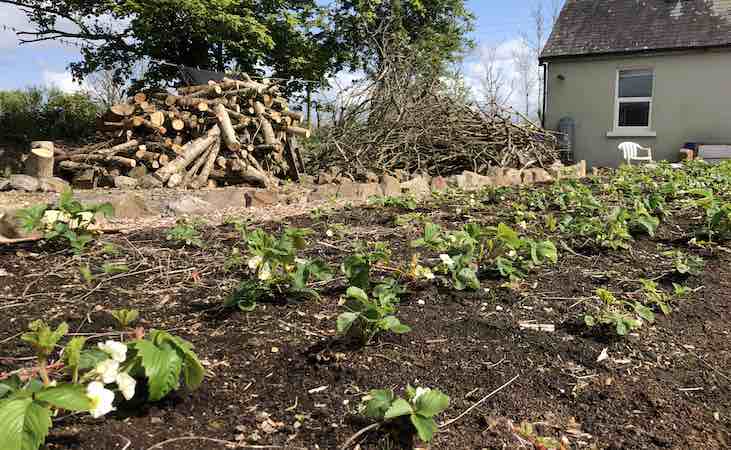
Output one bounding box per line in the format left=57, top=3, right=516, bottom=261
left=618, top=142, right=653, bottom=164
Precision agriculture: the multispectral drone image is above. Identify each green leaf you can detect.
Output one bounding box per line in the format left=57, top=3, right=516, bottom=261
left=0, top=397, right=52, bottom=450
left=36, top=384, right=91, bottom=412
left=496, top=223, right=522, bottom=249
left=345, top=286, right=369, bottom=304
left=583, top=315, right=596, bottom=327
left=78, top=349, right=109, bottom=370
left=635, top=215, right=659, bottom=236
left=342, top=255, right=370, bottom=290
left=531, top=240, right=558, bottom=265
left=363, top=389, right=394, bottom=419
left=62, top=337, right=86, bottom=370
left=616, top=320, right=629, bottom=336
left=414, top=389, right=449, bottom=417
left=633, top=302, right=656, bottom=323
left=455, top=267, right=480, bottom=291
left=336, top=312, right=359, bottom=335
left=384, top=398, right=412, bottom=419
left=410, top=413, right=438, bottom=442
left=149, top=331, right=205, bottom=391
left=131, top=340, right=182, bottom=401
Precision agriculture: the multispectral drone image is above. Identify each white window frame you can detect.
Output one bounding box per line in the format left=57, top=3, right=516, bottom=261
left=607, top=68, right=656, bottom=137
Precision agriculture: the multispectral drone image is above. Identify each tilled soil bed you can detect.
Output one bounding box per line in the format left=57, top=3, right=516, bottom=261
left=1, top=183, right=730, bottom=450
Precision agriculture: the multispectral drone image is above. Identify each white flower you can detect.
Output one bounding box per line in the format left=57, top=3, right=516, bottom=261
left=417, top=299, right=426, bottom=306
left=518, top=221, right=527, bottom=230
left=415, top=265, right=435, bottom=280
left=247, top=255, right=263, bottom=271
left=439, top=254, right=455, bottom=268
left=87, top=381, right=115, bottom=418
left=258, top=262, right=272, bottom=281
left=326, top=229, right=334, bottom=238
left=95, top=359, right=120, bottom=384
left=414, top=387, right=431, bottom=401
left=507, top=250, right=517, bottom=258
left=115, top=372, right=136, bottom=401
left=98, top=341, right=127, bottom=363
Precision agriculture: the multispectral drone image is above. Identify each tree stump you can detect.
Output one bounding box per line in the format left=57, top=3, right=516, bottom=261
left=25, top=141, right=55, bottom=178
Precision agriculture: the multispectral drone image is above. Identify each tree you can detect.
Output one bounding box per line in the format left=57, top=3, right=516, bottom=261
left=478, top=43, right=513, bottom=110
left=0, top=0, right=346, bottom=93
left=520, top=0, right=563, bottom=121
left=330, top=0, right=475, bottom=76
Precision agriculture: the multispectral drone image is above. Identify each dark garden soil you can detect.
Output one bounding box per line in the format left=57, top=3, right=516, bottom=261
left=1, top=192, right=730, bottom=450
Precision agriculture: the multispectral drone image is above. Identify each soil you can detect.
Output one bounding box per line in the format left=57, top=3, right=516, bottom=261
left=1, top=186, right=730, bottom=450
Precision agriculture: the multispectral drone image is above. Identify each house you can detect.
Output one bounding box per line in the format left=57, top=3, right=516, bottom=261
left=540, top=0, right=731, bottom=167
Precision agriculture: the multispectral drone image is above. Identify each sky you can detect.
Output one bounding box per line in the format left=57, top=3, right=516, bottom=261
left=0, top=1, right=562, bottom=110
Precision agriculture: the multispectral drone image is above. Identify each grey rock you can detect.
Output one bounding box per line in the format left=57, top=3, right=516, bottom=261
left=455, top=171, right=494, bottom=191
left=245, top=190, right=280, bottom=208
left=9, top=174, right=40, bottom=192
left=114, top=176, right=139, bottom=190
left=110, top=193, right=150, bottom=219
left=0, top=178, right=10, bottom=191
left=400, top=175, right=431, bottom=199
left=164, top=195, right=214, bottom=216
left=38, top=177, right=70, bottom=193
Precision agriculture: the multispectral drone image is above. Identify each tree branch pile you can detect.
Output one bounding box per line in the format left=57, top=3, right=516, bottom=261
left=311, top=52, right=559, bottom=178
left=55, top=74, right=309, bottom=189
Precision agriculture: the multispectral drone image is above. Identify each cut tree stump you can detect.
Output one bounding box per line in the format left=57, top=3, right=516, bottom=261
left=25, top=142, right=55, bottom=178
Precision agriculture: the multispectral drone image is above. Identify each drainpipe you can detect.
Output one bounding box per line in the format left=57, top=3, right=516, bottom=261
left=540, top=61, right=548, bottom=129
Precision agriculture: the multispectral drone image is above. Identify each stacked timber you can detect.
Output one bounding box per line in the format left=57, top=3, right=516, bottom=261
left=55, top=74, right=309, bottom=189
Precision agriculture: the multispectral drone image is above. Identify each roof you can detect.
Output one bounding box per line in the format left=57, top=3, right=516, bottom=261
left=540, top=0, right=731, bottom=60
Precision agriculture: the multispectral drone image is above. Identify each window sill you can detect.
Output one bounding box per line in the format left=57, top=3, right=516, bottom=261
left=606, top=129, right=657, bottom=138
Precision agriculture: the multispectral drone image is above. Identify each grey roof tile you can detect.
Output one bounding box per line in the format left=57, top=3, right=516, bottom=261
left=540, top=0, right=731, bottom=59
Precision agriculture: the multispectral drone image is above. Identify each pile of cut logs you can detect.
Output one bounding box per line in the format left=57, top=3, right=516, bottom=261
left=53, top=74, right=309, bottom=189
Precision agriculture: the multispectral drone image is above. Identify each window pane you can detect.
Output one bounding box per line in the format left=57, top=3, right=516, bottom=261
left=618, top=69, right=653, bottom=98
left=618, top=101, right=650, bottom=127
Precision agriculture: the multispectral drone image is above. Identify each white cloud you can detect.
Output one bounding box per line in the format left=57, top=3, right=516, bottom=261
left=42, top=70, right=88, bottom=93
left=0, top=5, right=29, bottom=49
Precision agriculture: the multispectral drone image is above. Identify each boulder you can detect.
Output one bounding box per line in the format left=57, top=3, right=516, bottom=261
left=379, top=174, right=402, bottom=197
left=307, top=184, right=340, bottom=203
left=111, top=193, right=151, bottom=219
left=503, top=168, right=523, bottom=186
left=365, top=171, right=379, bottom=183
left=9, top=174, right=40, bottom=192
left=38, top=177, right=70, bottom=193
left=455, top=171, right=494, bottom=191
left=245, top=190, right=280, bottom=207
left=164, top=196, right=215, bottom=216
left=349, top=182, right=383, bottom=201
left=400, top=175, right=431, bottom=199
left=530, top=168, right=554, bottom=183
left=114, top=176, right=139, bottom=190
left=316, top=172, right=334, bottom=185
left=0, top=178, right=10, bottom=191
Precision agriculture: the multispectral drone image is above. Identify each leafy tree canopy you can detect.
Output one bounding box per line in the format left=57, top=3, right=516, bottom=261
left=2, top=0, right=473, bottom=92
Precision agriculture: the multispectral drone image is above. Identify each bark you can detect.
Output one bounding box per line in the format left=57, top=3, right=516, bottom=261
left=213, top=104, right=241, bottom=151
left=191, top=137, right=221, bottom=189
left=153, top=125, right=220, bottom=182
left=25, top=142, right=54, bottom=178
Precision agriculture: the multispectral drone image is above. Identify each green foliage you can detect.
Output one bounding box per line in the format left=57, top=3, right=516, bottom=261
left=166, top=220, right=205, bottom=248
left=583, top=289, right=646, bottom=336
left=127, top=330, right=204, bottom=402
left=369, top=195, right=418, bottom=210
left=18, top=190, right=113, bottom=254
left=111, top=309, right=139, bottom=329
left=225, top=228, right=332, bottom=311
left=21, top=320, right=68, bottom=359
left=361, top=386, right=450, bottom=443
left=337, top=284, right=410, bottom=345
left=0, top=87, right=98, bottom=143
left=341, top=242, right=392, bottom=290
left=662, top=249, right=704, bottom=276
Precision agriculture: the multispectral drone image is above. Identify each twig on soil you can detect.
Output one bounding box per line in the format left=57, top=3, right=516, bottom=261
left=439, top=374, right=520, bottom=429
left=146, top=436, right=293, bottom=449
left=114, top=434, right=131, bottom=450
left=339, top=422, right=382, bottom=450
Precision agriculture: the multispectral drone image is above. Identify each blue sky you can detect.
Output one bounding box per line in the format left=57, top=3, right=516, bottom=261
left=0, top=1, right=561, bottom=93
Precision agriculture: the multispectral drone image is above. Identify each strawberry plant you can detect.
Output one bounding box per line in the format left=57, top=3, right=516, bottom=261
left=584, top=289, right=654, bottom=336
left=361, top=386, right=450, bottom=443
left=17, top=189, right=113, bottom=254
left=0, top=318, right=203, bottom=450
left=225, top=228, right=332, bottom=311
left=337, top=284, right=410, bottom=345
left=166, top=219, right=205, bottom=248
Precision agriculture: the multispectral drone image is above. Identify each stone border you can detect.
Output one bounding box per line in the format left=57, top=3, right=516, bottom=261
left=0, top=161, right=587, bottom=242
